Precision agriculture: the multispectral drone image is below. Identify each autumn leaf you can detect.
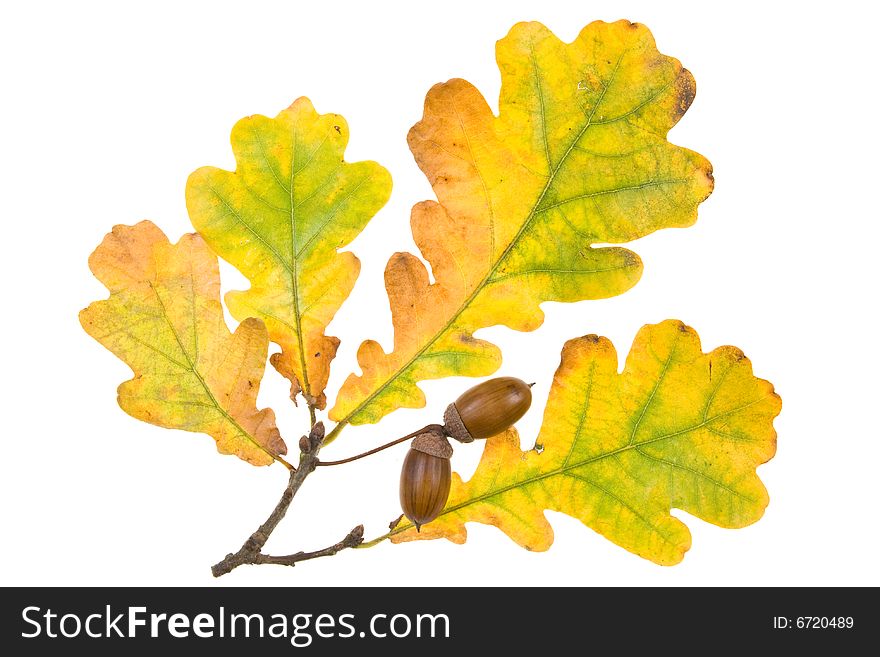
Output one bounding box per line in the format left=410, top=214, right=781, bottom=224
left=79, top=221, right=286, bottom=467
left=187, top=98, right=392, bottom=409
left=331, top=20, right=713, bottom=428
left=389, top=320, right=781, bottom=565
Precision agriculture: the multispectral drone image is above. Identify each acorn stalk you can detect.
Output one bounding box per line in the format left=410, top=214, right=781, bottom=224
left=399, top=428, right=453, bottom=531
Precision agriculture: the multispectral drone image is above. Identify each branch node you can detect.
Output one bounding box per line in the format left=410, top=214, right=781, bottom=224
left=309, top=421, right=326, bottom=450
left=211, top=421, right=365, bottom=577
left=346, top=524, right=365, bottom=547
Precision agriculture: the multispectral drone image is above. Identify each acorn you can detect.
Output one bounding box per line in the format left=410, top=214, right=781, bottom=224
left=399, top=427, right=453, bottom=531
left=443, top=377, right=532, bottom=443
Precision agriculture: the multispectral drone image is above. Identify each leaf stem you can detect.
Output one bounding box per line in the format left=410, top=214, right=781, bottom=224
left=355, top=516, right=417, bottom=549
left=324, top=421, right=346, bottom=445
left=316, top=424, right=444, bottom=467
left=357, top=534, right=393, bottom=549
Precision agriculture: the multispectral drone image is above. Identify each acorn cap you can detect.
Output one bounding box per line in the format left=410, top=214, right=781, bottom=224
left=444, top=402, right=474, bottom=443
left=411, top=428, right=454, bottom=458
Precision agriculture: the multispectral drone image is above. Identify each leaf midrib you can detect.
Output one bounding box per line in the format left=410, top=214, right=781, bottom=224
left=336, top=52, right=625, bottom=427
left=147, top=281, right=276, bottom=462
left=385, top=393, right=773, bottom=538
left=249, top=126, right=314, bottom=403
left=284, top=125, right=313, bottom=402
left=250, top=124, right=374, bottom=404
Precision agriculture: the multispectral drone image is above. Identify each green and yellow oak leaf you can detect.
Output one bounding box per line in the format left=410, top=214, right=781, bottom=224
left=187, top=98, right=392, bottom=410
left=79, top=221, right=286, bottom=467
left=389, top=320, right=781, bottom=565
left=330, top=20, right=714, bottom=428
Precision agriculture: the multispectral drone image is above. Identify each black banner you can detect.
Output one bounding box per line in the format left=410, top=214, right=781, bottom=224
left=0, top=587, right=869, bottom=654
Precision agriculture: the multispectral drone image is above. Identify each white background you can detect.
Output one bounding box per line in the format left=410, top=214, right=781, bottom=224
left=2, top=0, right=878, bottom=587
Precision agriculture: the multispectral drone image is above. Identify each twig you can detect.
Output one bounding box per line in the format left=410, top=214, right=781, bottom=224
left=211, top=417, right=430, bottom=576
left=316, top=424, right=445, bottom=467
left=254, top=525, right=364, bottom=567
left=211, top=422, right=337, bottom=577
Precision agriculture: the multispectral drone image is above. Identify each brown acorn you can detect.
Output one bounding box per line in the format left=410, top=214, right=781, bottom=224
left=399, top=428, right=453, bottom=531
left=443, top=377, right=532, bottom=443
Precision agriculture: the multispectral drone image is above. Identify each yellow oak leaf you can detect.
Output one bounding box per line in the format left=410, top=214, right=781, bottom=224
left=388, top=320, right=781, bottom=565
left=80, top=221, right=286, bottom=467
left=187, top=98, right=392, bottom=410
left=331, top=20, right=713, bottom=429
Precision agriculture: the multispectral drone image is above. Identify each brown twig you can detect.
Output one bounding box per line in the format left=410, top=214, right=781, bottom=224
left=211, top=422, right=364, bottom=577
left=254, top=525, right=364, bottom=567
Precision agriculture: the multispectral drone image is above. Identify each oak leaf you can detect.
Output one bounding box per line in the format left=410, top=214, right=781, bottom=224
left=391, top=321, right=781, bottom=565
left=80, top=221, right=285, bottom=466
left=187, top=98, right=392, bottom=409
left=331, top=20, right=713, bottom=427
